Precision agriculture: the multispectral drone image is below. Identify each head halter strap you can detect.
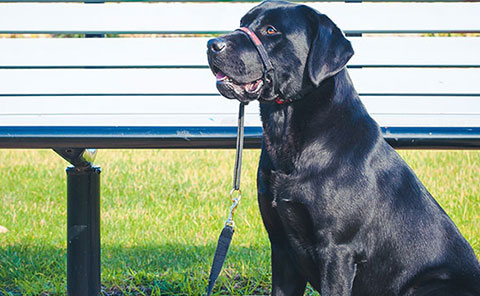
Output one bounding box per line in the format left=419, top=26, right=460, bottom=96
left=236, top=27, right=274, bottom=74
left=236, top=27, right=290, bottom=104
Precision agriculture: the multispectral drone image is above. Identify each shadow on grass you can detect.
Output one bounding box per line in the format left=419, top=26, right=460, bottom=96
left=0, top=243, right=272, bottom=296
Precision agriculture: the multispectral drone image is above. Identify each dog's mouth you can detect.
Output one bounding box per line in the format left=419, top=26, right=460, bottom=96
left=215, top=70, right=264, bottom=95
left=210, top=65, right=266, bottom=103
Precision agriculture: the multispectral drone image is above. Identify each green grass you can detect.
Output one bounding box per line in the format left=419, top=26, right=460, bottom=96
left=0, top=149, right=479, bottom=295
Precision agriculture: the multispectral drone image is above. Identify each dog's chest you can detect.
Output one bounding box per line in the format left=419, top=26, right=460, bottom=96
left=260, top=105, right=302, bottom=173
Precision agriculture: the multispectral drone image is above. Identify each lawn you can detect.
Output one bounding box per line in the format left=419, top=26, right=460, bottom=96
left=0, top=149, right=479, bottom=295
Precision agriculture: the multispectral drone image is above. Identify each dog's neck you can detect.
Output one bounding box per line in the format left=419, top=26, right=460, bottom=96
left=259, top=69, right=377, bottom=173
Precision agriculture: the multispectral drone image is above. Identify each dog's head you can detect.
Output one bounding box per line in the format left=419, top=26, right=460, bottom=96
left=207, top=0, right=354, bottom=104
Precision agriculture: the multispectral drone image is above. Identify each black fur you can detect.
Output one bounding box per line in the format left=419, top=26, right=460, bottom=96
left=207, top=1, right=480, bottom=295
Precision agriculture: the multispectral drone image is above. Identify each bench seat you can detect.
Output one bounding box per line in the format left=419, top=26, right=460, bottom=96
left=1, top=1, right=479, bottom=149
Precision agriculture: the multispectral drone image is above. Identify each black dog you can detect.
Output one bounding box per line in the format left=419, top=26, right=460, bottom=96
left=207, top=1, right=480, bottom=295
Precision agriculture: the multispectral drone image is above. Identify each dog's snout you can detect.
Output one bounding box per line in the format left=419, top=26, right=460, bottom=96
left=208, top=38, right=226, bottom=53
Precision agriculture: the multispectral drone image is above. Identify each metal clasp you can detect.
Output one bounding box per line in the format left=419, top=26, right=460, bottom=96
left=225, top=188, right=242, bottom=228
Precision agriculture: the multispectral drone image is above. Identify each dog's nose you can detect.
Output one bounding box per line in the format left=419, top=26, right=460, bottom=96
left=208, top=38, right=226, bottom=53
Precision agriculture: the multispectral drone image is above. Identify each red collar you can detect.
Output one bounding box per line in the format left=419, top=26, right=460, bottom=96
left=274, top=97, right=292, bottom=104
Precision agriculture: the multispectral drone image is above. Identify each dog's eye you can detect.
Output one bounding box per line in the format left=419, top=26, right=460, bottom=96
left=266, top=26, right=277, bottom=35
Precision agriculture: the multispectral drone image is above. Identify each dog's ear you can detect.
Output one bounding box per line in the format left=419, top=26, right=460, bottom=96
left=306, top=11, right=354, bottom=87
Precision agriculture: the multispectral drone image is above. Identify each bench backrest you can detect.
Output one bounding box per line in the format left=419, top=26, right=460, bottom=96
left=0, top=0, right=479, bottom=148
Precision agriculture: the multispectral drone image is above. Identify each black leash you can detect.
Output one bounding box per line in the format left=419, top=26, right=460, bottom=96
left=206, top=26, right=274, bottom=295
left=206, top=103, right=245, bottom=296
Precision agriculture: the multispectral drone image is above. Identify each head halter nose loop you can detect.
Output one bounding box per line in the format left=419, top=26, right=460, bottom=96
left=236, top=27, right=275, bottom=74
left=236, top=27, right=288, bottom=104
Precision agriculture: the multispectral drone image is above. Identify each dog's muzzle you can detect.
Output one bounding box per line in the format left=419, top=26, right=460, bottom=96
left=236, top=27, right=275, bottom=75
left=236, top=27, right=280, bottom=102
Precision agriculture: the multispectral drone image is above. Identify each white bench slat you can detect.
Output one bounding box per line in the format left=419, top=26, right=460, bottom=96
left=2, top=96, right=479, bottom=115
left=0, top=3, right=479, bottom=33
left=0, top=114, right=262, bottom=127
left=1, top=96, right=479, bottom=128
left=1, top=37, right=479, bottom=67
left=0, top=38, right=207, bottom=68
left=350, top=68, right=480, bottom=95
left=0, top=68, right=479, bottom=95
left=4, top=114, right=480, bottom=128
left=0, top=96, right=238, bottom=115
left=349, top=37, right=480, bottom=67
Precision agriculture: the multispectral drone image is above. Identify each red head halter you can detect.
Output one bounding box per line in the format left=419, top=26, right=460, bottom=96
left=236, top=27, right=289, bottom=104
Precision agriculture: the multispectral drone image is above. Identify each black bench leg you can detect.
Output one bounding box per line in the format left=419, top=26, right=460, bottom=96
left=54, top=149, right=101, bottom=296
left=67, top=165, right=101, bottom=296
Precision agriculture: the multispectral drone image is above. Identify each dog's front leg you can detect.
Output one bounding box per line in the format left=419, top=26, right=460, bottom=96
left=258, top=167, right=307, bottom=294
left=258, top=188, right=307, bottom=296
left=271, top=242, right=307, bottom=296
left=318, top=245, right=357, bottom=296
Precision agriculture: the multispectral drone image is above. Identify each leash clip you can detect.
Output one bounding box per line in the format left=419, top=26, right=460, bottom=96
left=225, top=188, right=242, bottom=228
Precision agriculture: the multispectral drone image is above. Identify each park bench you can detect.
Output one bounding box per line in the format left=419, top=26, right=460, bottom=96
left=1, top=0, right=479, bottom=294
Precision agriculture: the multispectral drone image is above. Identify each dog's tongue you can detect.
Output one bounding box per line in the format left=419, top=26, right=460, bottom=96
left=245, top=79, right=262, bottom=93
left=216, top=71, right=228, bottom=81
